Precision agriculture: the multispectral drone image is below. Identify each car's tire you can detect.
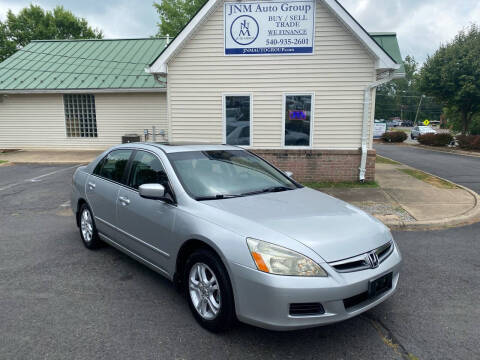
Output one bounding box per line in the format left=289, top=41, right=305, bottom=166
left=411, top=134, right=415, bottom=140
left=78, top=203, right=102, bottom=250
left=184, top=248, right=235, bottom=332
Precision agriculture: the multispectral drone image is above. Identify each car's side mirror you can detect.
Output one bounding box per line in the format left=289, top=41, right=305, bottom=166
left=139, top=183, right=166, bottom=200
left=284, top=171, right=293, bottom=178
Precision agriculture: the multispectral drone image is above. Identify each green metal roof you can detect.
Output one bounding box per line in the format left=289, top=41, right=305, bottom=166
left=370, top=33, right=405, bottom=76
left=0, top=38, right=168, bottom=92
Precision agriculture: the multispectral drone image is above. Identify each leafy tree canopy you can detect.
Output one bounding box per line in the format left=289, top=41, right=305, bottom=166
left=0, top=5, right=102, bottom=62
left=375, top=55, right=443, bottom=122
left=418, top=24, right=480, bottom=134
left=154, top=0, right=207, bottom=37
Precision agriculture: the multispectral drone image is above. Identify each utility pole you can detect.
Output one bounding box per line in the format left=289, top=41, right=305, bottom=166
left=414, top=95, right=426, bottom=125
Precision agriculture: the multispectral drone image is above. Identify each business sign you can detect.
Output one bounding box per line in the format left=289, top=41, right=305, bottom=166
left=373, top=123, right=387, bottom=139
left=224, top=1, right=316, bottom=56
left=289, top=110, right=307, bottom=120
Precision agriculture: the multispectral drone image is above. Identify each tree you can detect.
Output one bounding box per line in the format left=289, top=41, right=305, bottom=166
left=418, top=24, right=480, bottom=134
left=375, top=55, right=444, bottom=123
left=0, top=5, right=102, bottom=62
left=154, top=0, right=207, bottom=37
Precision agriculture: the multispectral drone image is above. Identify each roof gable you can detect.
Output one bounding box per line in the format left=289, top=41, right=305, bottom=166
left=0, top=38, right=168, bottom=93
left=148, top=0, right=400, bottom=74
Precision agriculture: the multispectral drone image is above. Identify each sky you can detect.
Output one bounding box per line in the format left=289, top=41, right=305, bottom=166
left=1, top=0, right=479, bottom=63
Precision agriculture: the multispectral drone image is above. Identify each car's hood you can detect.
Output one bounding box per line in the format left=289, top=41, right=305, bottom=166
left=202, top=188, right=391, bottom=262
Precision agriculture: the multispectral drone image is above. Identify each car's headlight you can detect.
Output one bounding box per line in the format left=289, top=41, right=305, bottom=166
left=246, top=238, right=327, bottom=277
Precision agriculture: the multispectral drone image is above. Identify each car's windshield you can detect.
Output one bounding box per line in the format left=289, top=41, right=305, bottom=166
left=419, top=126, right=433, bottom=130
left=167, top=150, right=299, bottom=200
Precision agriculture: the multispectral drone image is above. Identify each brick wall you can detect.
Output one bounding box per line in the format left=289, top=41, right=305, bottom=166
left=251, top=149, right=376, bottom=183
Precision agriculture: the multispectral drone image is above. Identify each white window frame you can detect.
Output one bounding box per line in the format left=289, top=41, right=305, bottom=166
left=222, top=93, right=253, bottom=147
left=282, top=92, right=315, bottom=149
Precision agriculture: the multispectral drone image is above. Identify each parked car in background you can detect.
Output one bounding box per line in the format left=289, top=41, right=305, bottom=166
left=71, top=143, right=402, bottom=332
left=402, top=120, right=414, bottom=127
left=411, top=126, right=437, bottom=139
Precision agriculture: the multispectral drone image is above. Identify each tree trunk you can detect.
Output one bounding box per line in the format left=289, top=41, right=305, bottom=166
left=461, top=112, right=471, bottom=135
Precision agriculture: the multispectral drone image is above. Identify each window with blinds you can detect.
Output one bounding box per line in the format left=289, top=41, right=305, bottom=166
left=64, top=94, right=98, bottom=138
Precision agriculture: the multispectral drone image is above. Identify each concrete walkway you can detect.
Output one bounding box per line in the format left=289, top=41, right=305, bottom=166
left=322, top=163, right=480, bottom=230
left=0, top=149, right=102, bottom=164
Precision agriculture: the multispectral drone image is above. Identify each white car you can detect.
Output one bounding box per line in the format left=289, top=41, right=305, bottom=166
left=411, top=126, right=437, bottom=139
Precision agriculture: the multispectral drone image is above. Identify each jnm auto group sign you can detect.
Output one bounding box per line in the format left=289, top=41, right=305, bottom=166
left=224, top=0, right=316, bottom=55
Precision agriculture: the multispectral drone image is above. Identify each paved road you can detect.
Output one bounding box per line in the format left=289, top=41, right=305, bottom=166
left=1, top=163, right=479, bottom=360
left=375, top=144, right=480, bottom=193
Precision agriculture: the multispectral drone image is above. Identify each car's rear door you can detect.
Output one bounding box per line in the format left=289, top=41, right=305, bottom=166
left=116, top=150, right=177, bottom=272
left=86, top=149, right=133, bottom=240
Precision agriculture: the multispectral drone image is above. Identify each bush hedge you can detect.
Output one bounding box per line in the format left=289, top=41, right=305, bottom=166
left=417, top=133, right=454, bottom=146
left=382, top=131, right=407, bottom=143
left=456, top=135, right=480, bottom=150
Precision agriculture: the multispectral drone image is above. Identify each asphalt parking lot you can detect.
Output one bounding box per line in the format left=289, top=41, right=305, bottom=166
left=1, top=163, right=479, bottom=360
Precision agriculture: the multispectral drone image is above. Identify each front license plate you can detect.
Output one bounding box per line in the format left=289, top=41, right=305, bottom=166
left=368, top=272, right=393, bottom=298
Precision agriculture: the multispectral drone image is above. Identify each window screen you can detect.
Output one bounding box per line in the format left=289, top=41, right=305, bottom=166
left=284, top=94, right=312, bottom=147
left=225, top=95, right=250, bottom=146
left=64, top=94, right=98, bottom=138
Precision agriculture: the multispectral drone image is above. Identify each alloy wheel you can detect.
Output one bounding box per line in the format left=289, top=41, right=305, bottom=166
left=189, top=263, right=221, bottom=320
left=80, top=208, right=93, bottom=243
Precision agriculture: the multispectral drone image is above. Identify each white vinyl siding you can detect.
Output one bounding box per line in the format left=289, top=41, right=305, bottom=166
left=0, top=93, right=167, bottom=149
left=166, top=0, right=376, bottom=149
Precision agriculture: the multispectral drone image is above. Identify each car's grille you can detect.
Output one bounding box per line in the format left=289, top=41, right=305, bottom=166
left=289, top=303, right=325, bottom=316
left=329, top=241, right=394, bottom=273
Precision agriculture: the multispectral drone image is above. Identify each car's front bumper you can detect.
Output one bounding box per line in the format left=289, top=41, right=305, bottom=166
left=230, top=245, right=402, bottom=331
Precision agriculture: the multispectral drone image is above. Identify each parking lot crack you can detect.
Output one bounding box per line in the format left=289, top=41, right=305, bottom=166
left=363, top=314, right=419, bottom=360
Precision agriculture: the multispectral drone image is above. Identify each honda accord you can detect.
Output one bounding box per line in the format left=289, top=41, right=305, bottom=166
left=71, top=143, right=401, bottom=332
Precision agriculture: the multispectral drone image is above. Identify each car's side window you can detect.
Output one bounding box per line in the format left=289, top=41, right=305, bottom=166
left=96, top=150, right=133, bottom=184
left=128, top=151, right=171, bottom=192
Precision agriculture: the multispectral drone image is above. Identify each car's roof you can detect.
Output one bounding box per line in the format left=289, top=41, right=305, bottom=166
left=113, top=142, right=243, bottom=154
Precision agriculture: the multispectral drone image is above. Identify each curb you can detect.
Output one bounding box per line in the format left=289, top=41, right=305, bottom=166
left=376, top=156, right=480, bottom=231
left=404, top=143, right=480, bottom=158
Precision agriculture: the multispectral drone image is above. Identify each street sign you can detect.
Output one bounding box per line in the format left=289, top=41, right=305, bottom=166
left=423, top=119, right=430, bottom=126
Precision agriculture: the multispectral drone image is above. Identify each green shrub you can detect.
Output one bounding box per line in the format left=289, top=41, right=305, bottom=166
left=417, top=133, right=454, bottom=146
left=456, top=135, right=480, bottom=150
left=382, top=131, right=407, bottom=143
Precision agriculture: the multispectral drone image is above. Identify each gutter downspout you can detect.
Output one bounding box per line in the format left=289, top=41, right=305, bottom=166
left=359, top=71, right=396, bottom=182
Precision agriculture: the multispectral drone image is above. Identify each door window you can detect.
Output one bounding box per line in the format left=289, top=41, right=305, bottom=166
left=128, top=151, right=170, bottom=192
left=96, top=149, right=132, bottom=184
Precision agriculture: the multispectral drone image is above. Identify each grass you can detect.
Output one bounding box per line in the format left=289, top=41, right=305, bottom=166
left=376, top=155, right=401, bottom=165
left=400, top=169, right=457, bottom=189
left=304, top=181, right=379, bottom=189
left=0, top=160, right=8, bottom=165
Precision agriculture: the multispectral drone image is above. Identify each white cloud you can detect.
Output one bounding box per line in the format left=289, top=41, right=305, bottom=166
left=1, top=0, right=479, bottom=62
left=339, top=0, right=480, bottom=62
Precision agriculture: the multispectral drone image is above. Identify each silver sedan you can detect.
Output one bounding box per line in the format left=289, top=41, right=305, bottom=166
left=71, top=143, right=401, bottom=332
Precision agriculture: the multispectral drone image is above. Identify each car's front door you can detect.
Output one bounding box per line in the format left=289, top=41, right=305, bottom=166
left=86, top=149, right=133, bottom=240
left=116, top=150, right=177, bottom=272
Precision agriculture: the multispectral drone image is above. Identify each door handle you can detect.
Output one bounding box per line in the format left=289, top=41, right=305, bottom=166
left=118, top=196, right=130, bottom=206
left=88, top=182, right=96, bottom=190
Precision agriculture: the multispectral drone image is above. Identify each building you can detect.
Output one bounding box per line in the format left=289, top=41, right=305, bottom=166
left=0, top=0, right=404, bottom=182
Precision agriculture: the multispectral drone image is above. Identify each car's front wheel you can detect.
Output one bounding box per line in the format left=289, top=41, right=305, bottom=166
left=184, top=249, right=235, bottom=332
left=78, top=203, right=102, bottom=250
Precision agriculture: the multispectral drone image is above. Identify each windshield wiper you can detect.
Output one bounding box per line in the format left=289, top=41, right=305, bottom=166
left=196, top=194, right=243, bottom=201
left=241, top=186, right=294, bottom=197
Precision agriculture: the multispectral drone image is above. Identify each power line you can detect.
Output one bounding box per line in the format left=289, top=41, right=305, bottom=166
left=0, top=64, right=157, bottom=80
left=15, top=45, right=167, bottom=66
left=2, top=55, right=148, bottom=74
